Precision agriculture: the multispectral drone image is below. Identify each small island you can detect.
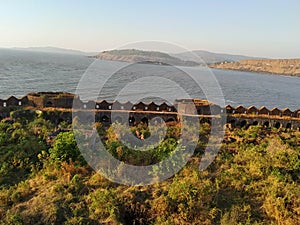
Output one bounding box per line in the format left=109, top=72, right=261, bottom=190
left=91, top=49, right=200, bottom=67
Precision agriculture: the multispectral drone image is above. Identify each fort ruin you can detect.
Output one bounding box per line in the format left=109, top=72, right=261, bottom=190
left=0, top=92, right=299, bottom=130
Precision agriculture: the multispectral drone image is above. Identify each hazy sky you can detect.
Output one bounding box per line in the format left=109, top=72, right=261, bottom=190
left=0, top=0, right=299, bottom=58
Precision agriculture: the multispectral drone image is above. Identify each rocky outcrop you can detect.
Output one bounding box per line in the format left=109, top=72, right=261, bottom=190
left=209, top=59, right=300, bottom=76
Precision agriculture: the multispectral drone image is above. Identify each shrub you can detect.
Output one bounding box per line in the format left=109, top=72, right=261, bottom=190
left=49, top=132, right=85, bottom=165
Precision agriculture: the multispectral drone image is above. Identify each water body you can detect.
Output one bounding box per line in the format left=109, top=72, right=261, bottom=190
left=0, top=49, right=299, bottom=110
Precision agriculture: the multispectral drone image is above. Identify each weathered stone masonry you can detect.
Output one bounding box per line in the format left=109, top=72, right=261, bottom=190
left=0, top=92, right=299, bottom=130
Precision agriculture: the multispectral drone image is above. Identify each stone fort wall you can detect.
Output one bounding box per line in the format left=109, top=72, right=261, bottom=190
left=0, top=92, right=299, bottom=130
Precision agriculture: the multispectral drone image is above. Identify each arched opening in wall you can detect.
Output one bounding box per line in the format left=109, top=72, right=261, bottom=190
left=229, top=119, right=236, bottom=127
left=252, top=121, right=258, bottom=126
left=263, top=121, right=270, bottom=128
left=199, top=118, right=205, bottom=124
left=286, top=123, right=292, bottom=129
left=101, top=115, right=110, bottom=123
left=128, top=116, right=135, bottom=124
left=141, top=117, right=149, bottom=126
left=46, top=101, right=53, bottom=107
left=165, top=118, right=176, bottom=123
left=58, top=118, right=65, bottom=126
left=240, top=120, right=247, bottom=128
left=206, top=119, right=212, bottom=125
left=274, top=122, right=281, bottom=129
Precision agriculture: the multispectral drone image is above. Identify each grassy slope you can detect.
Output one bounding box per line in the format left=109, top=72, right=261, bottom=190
left=1, top=121, right=300, bottom=224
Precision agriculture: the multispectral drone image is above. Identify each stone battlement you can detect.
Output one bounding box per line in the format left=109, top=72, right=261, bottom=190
left=0, top=92, right=299, bottom=118
left=0, top=92, right=299, bottom=130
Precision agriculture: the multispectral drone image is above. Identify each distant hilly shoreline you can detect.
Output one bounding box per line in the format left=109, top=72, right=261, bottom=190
left=9, top=46, right=97, bottom=56
left=92, top=49, right=199, bottom=67
left=172, top=50, right=263, bottom=64
left=209, top=59, right=300, bottom=77
left=93, top=49, right=262, bottom=66
left=4, top=47, right=300, bottom=76
left=6, top=46, right=262, bottom=64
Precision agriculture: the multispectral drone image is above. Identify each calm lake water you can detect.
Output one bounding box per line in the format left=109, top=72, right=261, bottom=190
left=0, top=49, right=299, bottom=110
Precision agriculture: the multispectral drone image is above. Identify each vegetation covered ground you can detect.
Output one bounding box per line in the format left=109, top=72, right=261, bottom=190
left=0, top=110, right=300, bottom=224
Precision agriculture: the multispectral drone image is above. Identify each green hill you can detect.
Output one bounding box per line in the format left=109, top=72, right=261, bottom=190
left=94, top=49, right=200, bottom=67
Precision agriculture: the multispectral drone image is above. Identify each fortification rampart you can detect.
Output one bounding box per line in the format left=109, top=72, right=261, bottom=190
left=0, top=92, right=299, bottom=130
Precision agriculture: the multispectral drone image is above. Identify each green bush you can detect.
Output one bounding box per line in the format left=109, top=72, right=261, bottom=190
left=49, top=132, right=85, bottom=165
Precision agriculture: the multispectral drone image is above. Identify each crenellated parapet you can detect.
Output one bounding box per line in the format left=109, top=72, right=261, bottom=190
left=0, top=92, right=299, bottom=130
left=0, top=95, right=30, bottom=108
left=225, top=105, right=299, bottom=118
left=0, top=92, right=177, bottom=112
left=225, top=105, right=300, bottom=130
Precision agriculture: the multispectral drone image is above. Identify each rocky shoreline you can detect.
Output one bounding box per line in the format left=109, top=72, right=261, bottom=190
left=209, top=59, right=300, bottom=77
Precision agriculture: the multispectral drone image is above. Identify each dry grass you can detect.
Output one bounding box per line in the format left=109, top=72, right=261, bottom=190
left=210, top=59, right=300, bottom=76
